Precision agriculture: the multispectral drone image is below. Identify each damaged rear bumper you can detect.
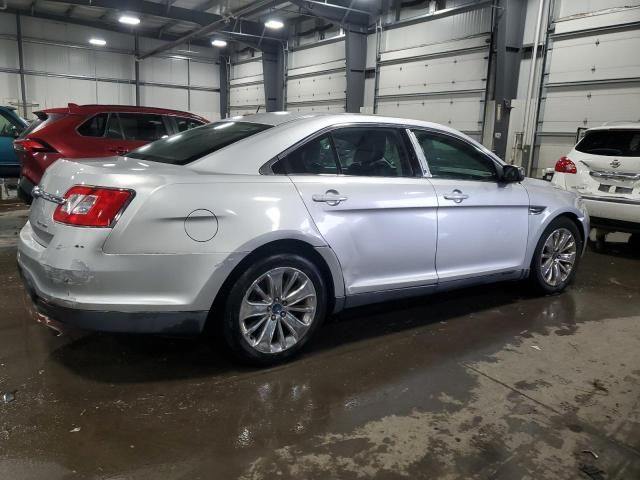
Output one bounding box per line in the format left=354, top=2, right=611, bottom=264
left=19, top=263, right=208, bottom=334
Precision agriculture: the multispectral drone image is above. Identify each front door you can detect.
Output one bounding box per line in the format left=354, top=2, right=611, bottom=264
left=411, top=129, right=530, bottom=282
left=278, top=126, right=439, bottom=296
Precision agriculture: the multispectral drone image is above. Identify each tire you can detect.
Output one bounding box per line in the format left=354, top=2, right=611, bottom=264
left=529, top=217, right=582, bottom=294
left=222, top=253, right=327, bottom=365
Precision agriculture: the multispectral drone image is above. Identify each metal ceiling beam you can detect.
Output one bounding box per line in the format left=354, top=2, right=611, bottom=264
left=287, top=0, right=372, bottom=26
left=138, top=0, right=283, bottom=59
left=42, top=0, right=232, bottom=27
left=4, top=6, right=213, bottom=48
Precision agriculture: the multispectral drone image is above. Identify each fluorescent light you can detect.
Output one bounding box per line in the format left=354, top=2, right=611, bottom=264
left=89, top=38, right=106, bottom=46
left=119, top=15, right=141, bottom=25
left=211, top=39, right=227, bottom=48
left=264, top=19, right=284, bottom=29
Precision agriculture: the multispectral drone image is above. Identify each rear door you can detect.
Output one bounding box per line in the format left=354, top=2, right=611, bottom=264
left=281, top=126, right=439, bottom=296
left=411, top=129, right=529, bottom=282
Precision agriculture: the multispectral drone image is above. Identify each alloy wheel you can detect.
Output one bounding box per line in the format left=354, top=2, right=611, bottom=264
left=239, top=267, right=317, bottom=354
left=540, top=227, right=577, bottom=287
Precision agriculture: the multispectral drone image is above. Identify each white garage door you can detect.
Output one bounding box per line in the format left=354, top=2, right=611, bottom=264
left=286, top=39, right=346, bottom=113
left=230, top=56, right=265, bottom=117
left=374, top=6, right=493, bottom=140
left=534, top=2, right=640, bottom=174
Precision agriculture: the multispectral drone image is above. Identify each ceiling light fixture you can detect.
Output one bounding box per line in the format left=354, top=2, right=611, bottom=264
left=89, top=38, right=107, bottom=46
left=119, top=15, right=141, bottom=25
left=211, top=39, right=227, bottom=48
left=264, top=19, right=284, bottom=29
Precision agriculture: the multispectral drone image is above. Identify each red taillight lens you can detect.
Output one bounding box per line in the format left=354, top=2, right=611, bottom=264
left=53, top=186, right=133, bottom=227
left=14, top=138, right=57, bottom=153
left=555, top=156, right=577, bottom=174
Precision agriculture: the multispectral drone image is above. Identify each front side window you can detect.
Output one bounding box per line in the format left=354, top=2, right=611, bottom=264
left=118, top=113, right=167, bottom=141
left=412, top=130, right=498, bottom=181
left=576, top=130, right=640, bottom=157
left=77, top=113, right=109, bottom=137
left=274, top=135, right=339, bottom=175
left=127, top=121, right=271, bottom=165
left=332, top=127, right=414, bottom=177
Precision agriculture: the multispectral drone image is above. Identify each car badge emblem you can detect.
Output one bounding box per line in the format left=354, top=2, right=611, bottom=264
left=610, top=159, right=621, bottom=169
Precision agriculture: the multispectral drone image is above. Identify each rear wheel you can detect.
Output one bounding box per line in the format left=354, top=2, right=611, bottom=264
left=529, top=217, right=582, bottom=294
left=222, top=254, right=327, bottom=365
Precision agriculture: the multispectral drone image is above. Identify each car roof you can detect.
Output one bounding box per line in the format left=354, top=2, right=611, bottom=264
left=189, top=112, right=499, bottom=175
left=37, top=103, right=207, bottom=120
left=588, top=121, right=640, bottom=131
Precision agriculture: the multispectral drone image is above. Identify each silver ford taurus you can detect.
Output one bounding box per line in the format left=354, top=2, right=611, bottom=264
left=18, top=112, right=589, bottom=364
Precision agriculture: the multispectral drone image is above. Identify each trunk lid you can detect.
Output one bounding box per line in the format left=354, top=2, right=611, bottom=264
left=29, top=156, right=191, bottom=246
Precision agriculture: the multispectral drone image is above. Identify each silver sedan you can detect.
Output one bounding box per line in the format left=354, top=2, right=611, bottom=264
left=18, top=113, right=589, bottom=364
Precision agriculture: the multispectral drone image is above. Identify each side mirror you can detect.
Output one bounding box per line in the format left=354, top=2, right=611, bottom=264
left=11, top=126, right=21, bottom=139
left=502, top=164, right=525, bottom=183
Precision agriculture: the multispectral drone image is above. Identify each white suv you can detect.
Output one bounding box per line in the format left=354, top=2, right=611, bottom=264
left=552, top=123, right=640, bottom=248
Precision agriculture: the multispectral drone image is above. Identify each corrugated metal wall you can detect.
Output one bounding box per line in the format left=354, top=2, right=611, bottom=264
left=286, top=38, right=346, bottom=113
left=230, top=55, right=265, bottom=117
left=0, top=12, right=220, bottom=121
left=532, top=0, right=640, bottom=176
left=372, top=6, right=493, bottom=140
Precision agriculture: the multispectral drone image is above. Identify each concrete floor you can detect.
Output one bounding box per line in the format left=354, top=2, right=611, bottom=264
left=1, top=203, right=639, bottom=480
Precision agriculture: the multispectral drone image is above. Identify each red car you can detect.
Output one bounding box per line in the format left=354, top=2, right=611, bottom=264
left=15, top=103, right=208, bottom=202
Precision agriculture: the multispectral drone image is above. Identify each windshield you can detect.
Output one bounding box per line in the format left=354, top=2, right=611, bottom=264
left=575, top=129, right=640, bottom=157
left=126, top=121, right=272, bottom=165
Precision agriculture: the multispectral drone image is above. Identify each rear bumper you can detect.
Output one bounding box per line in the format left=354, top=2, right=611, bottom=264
left=581, top=195, right=639, bottom=230
left=19, top=264, right=207, bottom=334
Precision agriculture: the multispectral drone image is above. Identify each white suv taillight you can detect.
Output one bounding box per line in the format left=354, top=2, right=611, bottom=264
left=554, top=156, right=577, bottom=174
left=53, top=186, right=134, bottom=227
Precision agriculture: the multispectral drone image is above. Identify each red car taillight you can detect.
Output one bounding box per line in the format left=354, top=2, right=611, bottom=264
left=554, top=156, right=577, bottom=174
left=14, top=138, right=58, bottom=153
left=53, top=186, right=134, bottom=227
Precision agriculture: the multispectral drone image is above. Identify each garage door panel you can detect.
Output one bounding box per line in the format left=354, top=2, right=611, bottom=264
left=548, top=30, right=640, bottom=84
left=376, top=93, right=484, bottom=134
left=540, top=84, right=640, bottom=133
left=286, top=101, right=345, bottom=113
left=378, top=51, right=487, bottom=96
left=230, top=84, right=265, bottom=108
left=287, top=72, right=346, bottom=104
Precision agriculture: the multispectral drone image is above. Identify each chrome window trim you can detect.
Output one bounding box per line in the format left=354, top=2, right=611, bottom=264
left=406, top=129, right=431, bottom=177
left=409, top=127, right=505, bottom=183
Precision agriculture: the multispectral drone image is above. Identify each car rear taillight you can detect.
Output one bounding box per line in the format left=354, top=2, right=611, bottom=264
left=554, top=156, right=577, bottom=174
left=14, top=138, right=58, bottom=153
left=53, top=186, right=134, bottom=227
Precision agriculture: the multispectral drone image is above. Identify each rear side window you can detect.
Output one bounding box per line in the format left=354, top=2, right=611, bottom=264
left=175, top=116, right=204, bottom=132
left=126, top=121, right=272, bottom=165
left=275, top=135, right=339, bottom=175
left=576, top=130, right=640, bottom=157
left=118, top=113, right=167, bottom=141
left=77, top=113, right=109, bottom=137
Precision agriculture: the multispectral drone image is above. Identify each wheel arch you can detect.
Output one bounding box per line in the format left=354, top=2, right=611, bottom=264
left=207, top=239, right=343, bottom=328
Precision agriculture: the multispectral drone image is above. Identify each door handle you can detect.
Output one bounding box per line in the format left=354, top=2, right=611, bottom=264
left=312, top=189, right=348, bottom=206
left=443, top=189, right=469, bottom=203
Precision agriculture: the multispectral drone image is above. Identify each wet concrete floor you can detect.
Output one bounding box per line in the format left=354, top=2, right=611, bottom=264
left=0, top=204, right=639, bottom=479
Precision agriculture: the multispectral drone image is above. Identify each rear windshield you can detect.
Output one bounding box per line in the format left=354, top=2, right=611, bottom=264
left=126, top=121, right=272, bottom=165
left=575, top=130, right=640, bottom=157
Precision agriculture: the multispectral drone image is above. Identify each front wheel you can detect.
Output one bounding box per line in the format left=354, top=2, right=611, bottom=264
left=222, top=254, right=327, bottom=365
left=529, top=217, right=582, bottom=294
